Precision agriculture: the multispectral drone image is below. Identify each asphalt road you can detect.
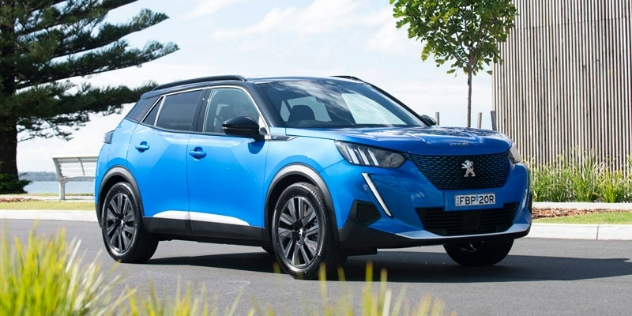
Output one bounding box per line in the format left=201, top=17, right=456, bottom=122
left=3, top=219, right=631, bottom=315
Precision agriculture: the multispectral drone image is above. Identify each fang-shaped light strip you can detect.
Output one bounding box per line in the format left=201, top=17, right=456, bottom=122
left=362, top=173, right=393, bottom=218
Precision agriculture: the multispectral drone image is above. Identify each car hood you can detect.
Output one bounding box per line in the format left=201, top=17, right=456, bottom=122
left=285, top=126, right=513, bottom=155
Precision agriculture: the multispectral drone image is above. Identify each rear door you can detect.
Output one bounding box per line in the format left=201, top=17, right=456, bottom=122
left=126, top=89, right=206, bottom=234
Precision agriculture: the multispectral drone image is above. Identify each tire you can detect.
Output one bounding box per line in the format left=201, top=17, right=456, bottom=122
left=101, top=182, right=158, bottom=263
left=271, top=182, right=347, bottom=279
left=444, top=240, right=514, bottom=267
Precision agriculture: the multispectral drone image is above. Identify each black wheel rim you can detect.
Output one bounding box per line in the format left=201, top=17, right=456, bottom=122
left=104, top=192, right=137, bottom=255
left=277, top=196, right=321, bottom=269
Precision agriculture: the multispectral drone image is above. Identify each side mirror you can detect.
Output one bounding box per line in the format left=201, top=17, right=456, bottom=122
left=420, top=114, right=437, bottom=126
left=222, top=116, right=261, bottom=138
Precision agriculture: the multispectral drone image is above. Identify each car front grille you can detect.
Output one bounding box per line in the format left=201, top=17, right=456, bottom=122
left=405, top=151, right=510, bottom=190
left=416, top=203, right=519, bottom=236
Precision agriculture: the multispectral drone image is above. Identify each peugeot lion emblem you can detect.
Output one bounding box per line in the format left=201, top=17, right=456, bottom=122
left=462, top=160, right=475, bottom=177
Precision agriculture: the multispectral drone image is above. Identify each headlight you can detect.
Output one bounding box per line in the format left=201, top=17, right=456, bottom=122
left=335, top=141, right=405, bottom=168
left=509, top=142, right=521, bottom=163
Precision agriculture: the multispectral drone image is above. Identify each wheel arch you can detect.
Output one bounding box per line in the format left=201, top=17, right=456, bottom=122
left=97, top=166, right=144, bottom=226
left=264, top=164, right=339, bottom=242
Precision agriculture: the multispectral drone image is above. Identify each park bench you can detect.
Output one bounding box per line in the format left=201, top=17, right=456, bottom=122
left=52, top=155, right=98, bottom=200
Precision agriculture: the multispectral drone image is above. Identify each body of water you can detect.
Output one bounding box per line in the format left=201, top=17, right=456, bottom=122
left=24, top=181, right=94, bottom=195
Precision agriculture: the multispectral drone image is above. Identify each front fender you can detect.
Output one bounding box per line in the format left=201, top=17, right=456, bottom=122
left=264, top=163, right=338, bottom=242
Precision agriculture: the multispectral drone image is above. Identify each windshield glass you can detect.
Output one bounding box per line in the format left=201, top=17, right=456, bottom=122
left=256, top=79, right=425, bottom=128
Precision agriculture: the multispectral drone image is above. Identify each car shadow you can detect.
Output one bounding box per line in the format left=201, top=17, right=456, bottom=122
left=146, top=250, right=632, bottom=283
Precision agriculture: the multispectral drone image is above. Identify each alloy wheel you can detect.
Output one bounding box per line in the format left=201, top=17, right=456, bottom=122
left=104, top=192, right=137, bottom=255
left=276, top=196, right=321, bottom=268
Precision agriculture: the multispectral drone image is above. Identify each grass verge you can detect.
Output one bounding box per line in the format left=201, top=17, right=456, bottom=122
left=0, top=200, right=94, bottom=210
left=534, top=212, right=632, bottom=224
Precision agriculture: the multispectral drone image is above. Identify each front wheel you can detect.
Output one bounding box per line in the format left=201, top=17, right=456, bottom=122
left=444, top=240, right=514, bottom=267
left=101, top=182, right=158, bottom=263
left=271, top=182, right=347, bottom=279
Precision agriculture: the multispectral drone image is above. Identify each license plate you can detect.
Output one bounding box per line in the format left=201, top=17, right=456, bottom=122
left=455, top=193, right=496, bottom=206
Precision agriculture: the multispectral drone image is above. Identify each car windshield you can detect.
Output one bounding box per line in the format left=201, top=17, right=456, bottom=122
left=256, top=79, right=425, bottom=128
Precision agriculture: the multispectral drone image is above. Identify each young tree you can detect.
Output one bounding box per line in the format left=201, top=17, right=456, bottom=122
left=390, top=0, right=516, bottom=127
left=0, top=0, right=178, bottom=193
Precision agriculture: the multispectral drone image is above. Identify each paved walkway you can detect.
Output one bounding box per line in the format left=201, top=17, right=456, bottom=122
left=1, top=201, right=630, bottom=240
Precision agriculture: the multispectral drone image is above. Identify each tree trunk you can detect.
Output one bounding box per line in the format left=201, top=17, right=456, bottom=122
left=467, top=70, right=473, bottom=128
left=0, top=116, right=19, bottom=177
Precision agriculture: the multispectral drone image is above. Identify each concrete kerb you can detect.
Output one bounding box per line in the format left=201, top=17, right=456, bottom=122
left=0, top=201, right=630, bottom=240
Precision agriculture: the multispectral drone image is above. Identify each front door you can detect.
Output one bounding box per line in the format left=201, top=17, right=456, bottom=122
left=186, top=87, right=269, bottom=240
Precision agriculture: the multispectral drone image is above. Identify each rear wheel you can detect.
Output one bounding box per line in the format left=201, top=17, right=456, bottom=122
left=444, top=240, right=513, bottom=267
left=271, top=182, right=347, bottom=279
left=101, top=182, right=158, bottom=263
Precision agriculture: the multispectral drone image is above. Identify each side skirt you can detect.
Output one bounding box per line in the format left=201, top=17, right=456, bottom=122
left=144, top=217, right=269, bottom=247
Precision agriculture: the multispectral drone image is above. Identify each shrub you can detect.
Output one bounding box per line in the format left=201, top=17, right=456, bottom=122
left=529, top=154, right=632, bottom=203
left=0, top=174, right=30, bottom=194
left=596, top=169, right=627, bottom=203
left=567, top=157, right=599, bottom=202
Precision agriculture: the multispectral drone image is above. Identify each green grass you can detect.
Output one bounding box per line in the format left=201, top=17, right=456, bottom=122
left=535, top=212, right=632, bottom=224
left=2, top=227, right=456, bottom=316
left=0, top=200, right=94, bottom=210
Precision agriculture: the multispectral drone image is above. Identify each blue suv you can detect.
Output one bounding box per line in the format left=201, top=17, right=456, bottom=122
left=95, top=75, right=531, bottom=279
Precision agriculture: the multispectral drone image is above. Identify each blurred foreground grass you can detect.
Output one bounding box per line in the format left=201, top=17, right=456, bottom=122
left=0, top=226, right=457, bottom=316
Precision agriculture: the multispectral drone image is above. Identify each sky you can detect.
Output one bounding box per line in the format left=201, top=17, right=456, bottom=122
left=17, top=0, right=495, bottom=172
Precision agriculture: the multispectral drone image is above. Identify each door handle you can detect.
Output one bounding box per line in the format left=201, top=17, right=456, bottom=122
left=135, top=141, right=150, bottom=152
left=189, top=147, right=207, bottom=159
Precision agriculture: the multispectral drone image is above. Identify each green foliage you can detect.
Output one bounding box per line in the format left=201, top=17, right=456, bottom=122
left=568, top=157, right=599, bottom=202
left=390, top=0, right=516, bottom=126
left=307, top=263, right=455, bottom=316
left=0, top=0, right=178, bottom=139
left=1, top=228, right=456, bottom=315
left=124, top=282, right=216, bottom=316
left=529, top=154, right=632, bottom=203
left=391, top=0, right=517, bottom=72
left=530, top=159, right=571, bottom=202
left=0, top=227, right=124, bottom=315
left=596, top=170, right=627, bottom=203
left=0, top=174, right=30, bottom=194
left=0, top=0, right=179, bottom=180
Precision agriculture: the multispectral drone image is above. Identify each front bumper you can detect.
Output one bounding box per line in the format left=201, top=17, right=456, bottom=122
left=322, top=159, right=532, bottom=249
left=337, top=193, right=532, bottom=249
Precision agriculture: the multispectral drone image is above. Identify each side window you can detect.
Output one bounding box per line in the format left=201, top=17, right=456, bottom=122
left=142, top=97, right=162, bottom=125
left=155, top=90, right=203, bottom=131
left=203, top=88, right=260, bottom=133
left=126, top=96, right=160, bottom=122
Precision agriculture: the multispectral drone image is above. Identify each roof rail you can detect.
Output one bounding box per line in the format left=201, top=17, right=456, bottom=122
left=152, top=75, right=246, bottom=91
left=332, top=75, right=364, bottom=82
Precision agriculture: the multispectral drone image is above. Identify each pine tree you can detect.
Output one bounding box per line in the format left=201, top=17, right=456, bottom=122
left=0, top=0, right=178, bottom=193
